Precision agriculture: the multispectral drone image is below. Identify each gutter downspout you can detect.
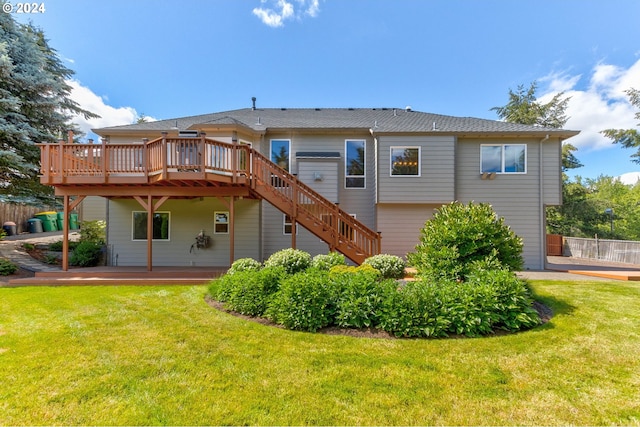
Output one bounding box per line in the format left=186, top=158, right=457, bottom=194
left=539, top=134, right=550, bottom=270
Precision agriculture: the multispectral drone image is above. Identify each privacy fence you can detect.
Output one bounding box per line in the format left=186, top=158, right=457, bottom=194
left=0, top=203, right=54, bottom=234
left=557, top=235, right=640, bottom=265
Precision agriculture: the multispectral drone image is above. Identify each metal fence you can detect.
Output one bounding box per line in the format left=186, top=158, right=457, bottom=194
left=563, top=236, right=640, bottom=265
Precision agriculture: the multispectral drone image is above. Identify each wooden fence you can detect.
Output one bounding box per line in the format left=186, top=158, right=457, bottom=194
left=0, top=203, right=54, bottom=234
left=561, top=236, right=640, bottom=265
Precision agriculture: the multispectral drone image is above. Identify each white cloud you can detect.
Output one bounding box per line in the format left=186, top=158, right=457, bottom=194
left=66, top=80, right=155, bottom=139
left=253, top=0, right=320, bottom=27
left=538, top=59, right=640, bottom=152
left=617, top=171, right=640, bottom=185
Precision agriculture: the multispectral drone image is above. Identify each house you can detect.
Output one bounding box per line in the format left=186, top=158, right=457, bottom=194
left=39, top=104, right=579, bottom=271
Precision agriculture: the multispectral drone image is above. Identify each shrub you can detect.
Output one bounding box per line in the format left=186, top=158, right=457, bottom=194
left=267, top=268, right=335, bottom=332
left=264, top=248, right=312, bottom=275
left=0, top=258, right=18, bottom=276
left=331, top=266, right=395, bottom=328
left=329, top=264, right=381, bottom=279
left=228, top=258, right=262, bottom=274
left=48, top=240, right=80, bottom=252
left=408, top=201, right=524, bottom=281
left=69, top=240, right=103, bottom=267
left=209, top=266, right=286, bottom=316
left=363, top=254, right=406, bottom=279
left=311, top=252, right=346, bottom=270
left=78, top=220, right=106, bottom=244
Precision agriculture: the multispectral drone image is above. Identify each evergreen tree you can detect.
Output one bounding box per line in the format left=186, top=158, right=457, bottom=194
left=601, top=88, right=640, bottom=163
left=0, top=12, right=98, bottom=203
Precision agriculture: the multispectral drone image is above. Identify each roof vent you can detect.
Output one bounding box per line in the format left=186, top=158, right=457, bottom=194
left=405, top=106, right=412, bottom=112
left=251, top=97, right=257, bottom=110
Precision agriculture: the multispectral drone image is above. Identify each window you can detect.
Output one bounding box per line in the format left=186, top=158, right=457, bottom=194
left=270, top=140, right=290, bottom=172
left=132, top=211, right=170, bottom=240
left=390, top=147, right=420, bottom=176
left=283, top=214, right=298, bottom=235
left=214, top=211, right=229, bottom=234
left=481, top=144, right=526, bottom=173
left=345, top=140, right=365, bottom=188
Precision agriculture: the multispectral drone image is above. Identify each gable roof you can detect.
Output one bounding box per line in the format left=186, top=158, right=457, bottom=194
left=94, top=107, right=579, bottom=138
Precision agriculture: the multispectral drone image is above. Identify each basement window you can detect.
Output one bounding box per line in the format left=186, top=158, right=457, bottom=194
left=132, top=211, right=170, bottom=241
left=214, top=211, right=229, bottom=234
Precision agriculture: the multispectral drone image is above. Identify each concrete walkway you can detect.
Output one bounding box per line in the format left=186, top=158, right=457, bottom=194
left=0, top=231, right=78, bottom=273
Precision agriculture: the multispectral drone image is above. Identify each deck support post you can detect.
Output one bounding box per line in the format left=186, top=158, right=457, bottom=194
left=147, top=195, right=153, bottom=271
left=62, top=195, right=70, bottom=271
left=229, top=196, right=235, bottom=267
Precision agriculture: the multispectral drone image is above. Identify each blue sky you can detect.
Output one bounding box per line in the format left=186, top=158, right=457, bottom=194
left=13, top=0, right=640, bottom=182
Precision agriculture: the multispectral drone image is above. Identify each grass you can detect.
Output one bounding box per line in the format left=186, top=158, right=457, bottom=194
left=0, top=280, right=639, bottom=425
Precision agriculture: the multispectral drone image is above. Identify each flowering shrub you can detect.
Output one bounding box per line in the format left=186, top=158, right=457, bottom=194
left=311, top=252, right=346, bottom=270
left=363, top=254, right=406, bottom=279
left=264, top=248, right=312, bottom=275
left=228, top=257, right=262, bottom=274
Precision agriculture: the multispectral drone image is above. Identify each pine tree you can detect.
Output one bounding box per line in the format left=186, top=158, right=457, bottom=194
left=0, top=12, right=99, bottom=203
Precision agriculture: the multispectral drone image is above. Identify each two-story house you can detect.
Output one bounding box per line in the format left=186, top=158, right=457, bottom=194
left=41, top=105, right=578, bottom=271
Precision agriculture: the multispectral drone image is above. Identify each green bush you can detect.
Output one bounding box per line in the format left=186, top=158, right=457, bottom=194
left=331, top=266, right=395, bottom=328
left=69, top=240, right=103, bottom=267
left=264, top=248, right=312, bottom=275
left=79, top=220, right=106, bottom=244
left=408, top=201, right=524, bottom=281
left=311, top=252, right=346, bottom=270
left=267, top=269, right=336, bottom=332
left=363, top=254, right=406, bottom=279
left=0, top=258, right=18, bottom=276
left=228, top=257, right=262, bottom=275
left=48, top=240, right=80, bottom=252
left=209, top=266, right=286, bottom=316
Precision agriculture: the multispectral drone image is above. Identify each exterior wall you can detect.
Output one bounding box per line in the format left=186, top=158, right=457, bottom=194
left=297, top=158, right=339, bottom=203
left=107, top=197, right=260, bottom=267
left=542, top=137, right=563, bottom=205
left=79, top=196, right=107, bottom=221
left=455, top=137, right=554, bottom=269
left=377, top=135, right=455, bottom=203
left=377, top=203, right=440, bottom=258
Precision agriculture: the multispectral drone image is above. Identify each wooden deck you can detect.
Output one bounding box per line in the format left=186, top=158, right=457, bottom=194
left=6, top=266, right=228, bottom=287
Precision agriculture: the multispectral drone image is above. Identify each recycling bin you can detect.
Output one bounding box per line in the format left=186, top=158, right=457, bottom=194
left=69, top=213, right=79, bottom=230
left=35, top=212, right=57, bottom=232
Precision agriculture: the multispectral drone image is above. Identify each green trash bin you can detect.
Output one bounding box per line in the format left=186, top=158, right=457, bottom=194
left=69, top=213, right=79, bottom=230
left=56, top=212, right=65, bottom=231
left=35, top=211, right=57, bottom=232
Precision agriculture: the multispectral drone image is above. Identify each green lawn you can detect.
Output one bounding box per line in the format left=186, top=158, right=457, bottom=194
left=1, top=280, right=639, bottom=425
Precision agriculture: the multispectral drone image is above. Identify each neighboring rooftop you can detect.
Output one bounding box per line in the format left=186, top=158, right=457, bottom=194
left=94, top=107, right=579, bottom=137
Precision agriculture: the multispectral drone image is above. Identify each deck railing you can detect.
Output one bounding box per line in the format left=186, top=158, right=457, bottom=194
left=39, top=136, right=381, bottom=263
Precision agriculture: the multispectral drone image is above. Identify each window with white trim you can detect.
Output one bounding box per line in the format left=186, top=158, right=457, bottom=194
left=214, top=211, right=229, bottom=234
left=283, top=214, right=298, bottom=235
left=132, top=211, right=170, bottom=240
left=270, top=139, right=290, bottom=171
left=481, top=144, right=527, bottom=173
left=390, top=146, right=421, bottom=176
left=345, top=140, right=365, bottom=188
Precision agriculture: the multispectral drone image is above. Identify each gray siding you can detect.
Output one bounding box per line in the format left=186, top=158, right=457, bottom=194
left=298, top=159, right=339, bottom=203
left=455, top=137, right=547, bottom=269
left=377, top=135, right=455, bottom=203
left=79, top=196, right=106, bottom=221
left=107, top=198, right=259, bottom=267
left=377, top=203, right=439, bottom=258
left=542, top=137, right=563, bottom=205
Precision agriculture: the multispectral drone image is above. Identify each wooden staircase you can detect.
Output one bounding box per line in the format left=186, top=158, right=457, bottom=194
left=248, top=149, right=381, bottom=264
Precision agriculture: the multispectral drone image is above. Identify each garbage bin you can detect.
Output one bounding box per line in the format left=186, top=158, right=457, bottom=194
left=35, top=211, right=57, bottom=232
left=2, top=221, right=16, bottom=236
left=69, top=213, right=79, bottom=230
left=56, top=212, right=65, bottom=230
left=27, top=218, right=43, bottom=233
